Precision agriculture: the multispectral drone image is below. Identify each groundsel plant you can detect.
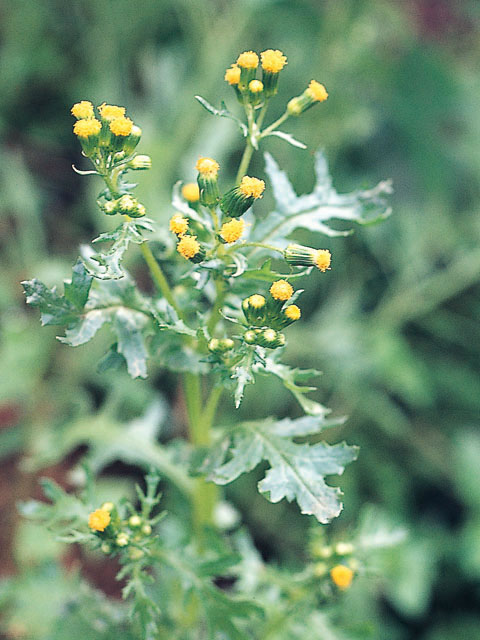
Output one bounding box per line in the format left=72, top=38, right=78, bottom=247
left=22, top=49, right=395, bottom=638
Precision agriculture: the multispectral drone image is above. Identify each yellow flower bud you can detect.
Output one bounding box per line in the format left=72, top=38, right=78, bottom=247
left=270, top=279, right=293, bottom=301
left=224, top=64, right=241, bottom=85
left=220, top=219, right=245, bottom=244
left=182, top=183, right=200, bottom=203
left=71, top=100, right=94, bottom=119
left=260, top=49, right=287, bottom=73
left=88, top=508, right=111, bottom=532
left=169, top=213, right=189, bottom=236
left=330, top=565, right=354, bottom=590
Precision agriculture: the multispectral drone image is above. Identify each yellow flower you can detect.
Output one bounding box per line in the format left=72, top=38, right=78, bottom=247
left=314, top=249, right=331, bottom=272
left=88, top=508, right=111, bottom=532
left=284, top=304, right=301, bottom=321
left=249, top=294, right=266, bottom=308
left=220, top=219, right=245, bottom=243
left=196, top=157, right=219, bottom=177
left=169, top=213, right=189, bottom=236
left=98, top=103, right=126, bottom=120
left=73, top=118, right=101, bottom=138
left=260, top=49, right=287, bottom=73
left=306, top=80, right=328, bottom=102
left=270, top=279, right=293, bottom=301
left=249, top=80, right=264, bottom=93
left=239, top=176, right=265, bottom=199
left=224, top=65, right=241, bottom=85
left=330, top=565, right=354, bottom=590
left=236, top=51, right=259, bottom=69
left=109, top=116, right=133, bottom=137
left=71, top=101, right=94, bottom=119
left=182, top=183, right=200, bottom=202
left=177, top=234, right=200, bottom=260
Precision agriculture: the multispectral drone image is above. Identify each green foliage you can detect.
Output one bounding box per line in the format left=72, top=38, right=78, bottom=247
left=203, top=415, right=357, bottom=522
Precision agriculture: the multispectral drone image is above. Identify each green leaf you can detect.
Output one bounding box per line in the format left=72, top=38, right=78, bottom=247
left=63, top=259, right=93, bottom=309
left=195, top=95, right=248, bottom=137
left=114, top=308, right=149, bottom=378
left=22, top=261, right=92, bottom=325
left=264, top=130, right=307, bottom=149
left=90, top=218, right=153, bottom=280
left=260, top=358, right=329, bottom=416
left=242, top=258, right=312, bottom=282
left=252, top=151, right=392, bottom=245
left=205, top=416, right=358, bottom=523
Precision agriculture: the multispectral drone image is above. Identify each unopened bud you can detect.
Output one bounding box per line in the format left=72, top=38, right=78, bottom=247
left=128, top=154, right=152, bottom=170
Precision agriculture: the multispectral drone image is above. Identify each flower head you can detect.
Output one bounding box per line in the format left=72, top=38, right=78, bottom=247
left=220, top=218, right=245, bottom=244
left=177, top=234, right=200, bottom=260
left=236, top=51, right=259, bottom=69
left=306, top=80, right=328, bottom=102
left=249, top=80, right=264, bottom=94
left=314, top=249, right=331, bottom=272
left=249, top=294, right=266, bottom=309
left=284, top=304, right=301, bottom=321
left=88, top=508, right=111, bottom=532
left=270, top=279, right=293, bottom=301
left=182, top=183, right=200, bottom=202
left=260, top=49, right=287, bottom=73
left=169, top=213, right=189, bottom=236
left=109, top=116, right=133, bottom=137
left=71, top=100, right=94, bottom=119
left=239, top=176, right=265, bottom=199
left=224, top=65, right=241, bottom=85
left=196, top=157, right=220, bottom=177
left=73, top=118, right=101, bottom=138
left=98, top=103, right=126, bottom=120
left=330, top=565, right=354, bottom=590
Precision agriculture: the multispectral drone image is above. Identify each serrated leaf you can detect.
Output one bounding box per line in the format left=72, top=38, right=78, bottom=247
left=252, top=151, right=392, bottom=245
left=63, top=259, right=93, bottom=309
left=22, top=260, right=91, bottom=325
left=260, top=358, right=329, bottom=416
left=264, top=130, right=307, bottom=149
left=114, top=307, right=149, bottom=378
left=206, top=416, right=358, bottom=522
left=90, top=219, right=151, bottom=280
left=195, top=95, right=248, bottom=136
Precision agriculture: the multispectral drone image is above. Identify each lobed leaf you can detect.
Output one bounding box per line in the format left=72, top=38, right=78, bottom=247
left=252, top=151, right=392, bottom=246
left=205, top=416, right=358, bottom=523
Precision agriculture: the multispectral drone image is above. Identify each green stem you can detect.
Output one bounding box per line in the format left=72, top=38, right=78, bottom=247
left=139, top=242, right=184, bottom=319
left=235, top=140, right=254, bottom=184
left=226, top=241, right=284, bottom=255
left=207, top=277, right=226, bottom=335
left=261, top=111, right=290, bottom=138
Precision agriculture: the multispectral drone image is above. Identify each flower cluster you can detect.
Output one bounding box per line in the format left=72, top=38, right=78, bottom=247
left=88, top=501, right=152, bottom=556
left=310, top=535, right=357, bottom=591
left=225, top=49, right=288, bottom=101
left=71, top=101, right=149, bottom=218
left=240, top=280, right=301, bottom=349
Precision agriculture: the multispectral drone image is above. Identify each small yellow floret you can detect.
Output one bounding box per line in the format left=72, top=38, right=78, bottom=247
left=177, top=235, right=200, bottom=260
left=224, top=65, right=241, bottom=85
left=220, top=219, right=245, bottom=244
left=260, top=49, right=287, bottom=73
left=182, top=183, right=200, bottom=202
left=330, top=565, right=354, bottom=590
left=306, top=80, right=328, bottom=102
left=285, top=304, right=301, bottom=321
left=98, top=103, right=126, bottom=120
left=88, top=508, right=111, bottom=532
left=236, top=51, right=259, bottom=69
left=109, top=116, right=133, bottom=137
left=314, top=249, right=331, bottom=272
left=169, top=213, right=189, bottom=236
left=249, top=80, right=264, bottom=93
left=196, top=157, right=219, bottom=177
left=249, top=294, right=266, bottom=308
left=239, top=176, right=265, bottom=199
left=73, top=118, right=101, bottom=138
left=71, top=101, right=94, bottom=119
left=270, top=279, right=293, bottom=301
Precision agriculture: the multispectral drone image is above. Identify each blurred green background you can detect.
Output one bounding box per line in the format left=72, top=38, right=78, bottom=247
left=1, top=0, right=480, bottom=638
